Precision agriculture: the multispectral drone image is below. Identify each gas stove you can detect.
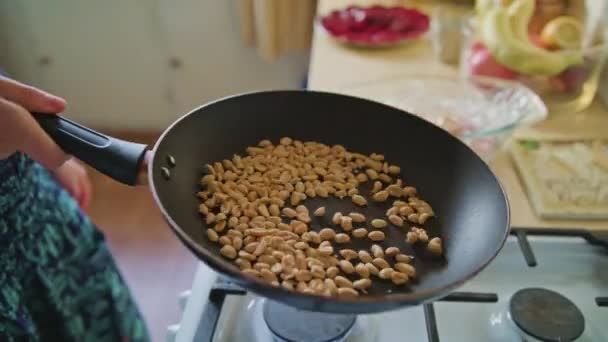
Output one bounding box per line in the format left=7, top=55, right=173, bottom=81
left=168, top=228, right=608, bottom=342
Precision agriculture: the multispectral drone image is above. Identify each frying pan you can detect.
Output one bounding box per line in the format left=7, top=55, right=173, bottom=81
left=33, top=90, right=510, bottom=314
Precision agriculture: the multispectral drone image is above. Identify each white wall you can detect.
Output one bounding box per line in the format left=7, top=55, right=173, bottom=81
left=0, top=1, right=309, bottom=130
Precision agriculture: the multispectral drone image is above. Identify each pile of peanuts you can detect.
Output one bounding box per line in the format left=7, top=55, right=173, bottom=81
left=197, top=138, right=443, bottom=298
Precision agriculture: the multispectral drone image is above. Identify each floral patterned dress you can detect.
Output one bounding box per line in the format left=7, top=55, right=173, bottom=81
left=0, top=152, right=149, bottom=341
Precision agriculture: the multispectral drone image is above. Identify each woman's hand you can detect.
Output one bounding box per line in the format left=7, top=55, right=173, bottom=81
left=0, top=76, right=68, bottom=169
left=52, top=158, right=93, bottom=210
left=0, top=76, right=92, bottom=208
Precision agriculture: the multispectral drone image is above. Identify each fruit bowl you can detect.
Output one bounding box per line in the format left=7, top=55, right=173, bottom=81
left=336, top=74, right=547, bottom=161
left=319, top=6, right=430, bottom=48
left=462, top=1, right=608, bottom=114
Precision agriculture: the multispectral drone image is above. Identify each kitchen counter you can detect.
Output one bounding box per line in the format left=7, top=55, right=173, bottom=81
left=308, top=0, right=608, bottom=231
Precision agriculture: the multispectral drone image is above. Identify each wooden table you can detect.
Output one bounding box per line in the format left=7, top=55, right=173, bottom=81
left=308, top=0, right=608, bottom=231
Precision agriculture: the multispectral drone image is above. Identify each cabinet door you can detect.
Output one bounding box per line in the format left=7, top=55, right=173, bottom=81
left=156, top=0, right=308, bottom=117
left=0, top=0, right=174, bottom=130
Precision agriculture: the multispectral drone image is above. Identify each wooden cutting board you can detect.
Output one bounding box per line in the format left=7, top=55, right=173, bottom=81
left=510, top=139, right=608, bottom=220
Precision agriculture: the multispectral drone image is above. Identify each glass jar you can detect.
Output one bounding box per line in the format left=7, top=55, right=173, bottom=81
left=460, top=14, right=608, bottom=114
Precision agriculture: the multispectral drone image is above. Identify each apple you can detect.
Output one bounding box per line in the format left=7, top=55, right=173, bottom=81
left=556, top=65, right=588, bottom=93
left=468, top=45, right=519, bottom=80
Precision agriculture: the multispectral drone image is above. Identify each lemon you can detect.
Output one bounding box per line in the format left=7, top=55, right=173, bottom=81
left=540, top=16, right=583, bottom=50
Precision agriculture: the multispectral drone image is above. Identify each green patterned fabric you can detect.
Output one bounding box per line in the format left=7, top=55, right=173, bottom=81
left=0, top=153, right=150, bottom=341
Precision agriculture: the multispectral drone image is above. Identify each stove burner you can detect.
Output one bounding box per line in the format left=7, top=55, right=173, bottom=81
left=509, top=288, right=585, bottom=342
left=263, top=300, right=357, bottom=342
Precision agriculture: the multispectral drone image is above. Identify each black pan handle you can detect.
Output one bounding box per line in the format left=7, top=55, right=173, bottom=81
left=32, top=112, right=148, bottom=186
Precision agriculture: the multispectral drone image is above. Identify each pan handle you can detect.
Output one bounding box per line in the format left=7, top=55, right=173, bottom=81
left=32, top=112, right=148, bottom=186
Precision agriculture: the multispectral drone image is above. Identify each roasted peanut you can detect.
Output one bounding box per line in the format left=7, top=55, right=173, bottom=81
left=355, top=263, right=370, bottom=278
left=395, top=263, right=416, bottom=277
left=335, top=233, right=351, bottom=244
left=371, top=244, right=384, bottom=258
left=352, top=228, right=368, bottom=238
left=418, top=212, right=432, bottom=224
left=368, top=230, right=385, bottom=241
left=334, top=276, right=353, bottom=288
left=372, top=258, right=390, bottom=270
left=332, top=212, right=343, bottom=225
left=349, top=212, right=366, bottom=223
left=395, top=254, right=412, bottom=263
left=220, top=245, right=237, bottom=259
left=282, top=207, right=297, bottom=218
left=340, top=216, right=353, bottom=231
left=352, top=195, right=367, bottom=206
left=391, top=271, right=408, bottom=285
left=388, top=215, right=404, bottom=227
left=365, top=262, right=380, bottom=276
left=358, top=250, right=373, bottom=263
left=207, top=229, right=219, bottom=242
left=388, top=165, right=401, bottom=175
left=339, top=249, right=358, bottom=260
left=314, top=207, right=326, bottom=217
left=339, top=260, right=355, bottom=274
left=371, top=219, right=387, bottom=229
left=378, top=268, right=395, bottom=280
left=427, top=237, right=443, bottom=256
left=353, top=278, right=372, bottom=290
left=326, top=266, right=339, bottom=278
left=319, top=228, right=336, bottom=241
left=372, top=190, right=389, bottom=202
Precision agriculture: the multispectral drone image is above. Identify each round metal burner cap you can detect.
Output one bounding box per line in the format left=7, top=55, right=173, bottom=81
left=509, top=288, right=585, bottom=342
left=263, top=300, right=357, bottom=342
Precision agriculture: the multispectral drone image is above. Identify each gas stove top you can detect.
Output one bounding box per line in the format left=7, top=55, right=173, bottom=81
left=168, top=228, right=608, bottom=342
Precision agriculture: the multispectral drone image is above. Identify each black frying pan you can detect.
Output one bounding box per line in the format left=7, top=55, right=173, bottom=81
left=34, top=90, right=510, bottom=314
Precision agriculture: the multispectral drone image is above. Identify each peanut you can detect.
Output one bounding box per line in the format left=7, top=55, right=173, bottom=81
left=358, top=250, right=373, bottom=263
left=371, top=244, right=384, bottom=258
left=220, top=245, right=237, bottom=259
left=340, top=216, right=353, bottom=231
left=391, top=271, right=408, bottom=285
left=353, top=278, right=372, bottom=290
left=395, top=254, right=412, bottom=263
left=339, top=249, right=358, bottom=260
left=319, top=228, right=336, bottom=241
left=352, top=195, right=367, bottom=206
left=338, top=287, right=359, bottom=297
left=388, top=215, right=404, bottom=227
left=313, top=207, right=326, bottom=217
left=371, top=219, right=387, bottom=229
left=352, top=228, right=368, bottom=238
left=355, top=263, right=370, bottom=278
left=372, top=190, right=389, bottom=202
left=365, top=262, right=380, bottom=276
left=427, top=237, right=443, bottom=256
left=339, top=260, right=355, bottom=274
left=368, top=230, right=385, bottom=241
left=206, top=229, right=219, bottom=242
left=334, top=276, right=353, bottom=288
left=332, top=212, right=343, bottom=225
left=372, top=258, right=390, bottom=270
left=349, top=212, right=366, bottom=223
left=334, top=233, right=351, bottom=244
left=378, top=267, right=395, bottom=280
left=395, top=262, right=416, bottom=277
